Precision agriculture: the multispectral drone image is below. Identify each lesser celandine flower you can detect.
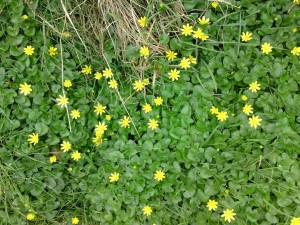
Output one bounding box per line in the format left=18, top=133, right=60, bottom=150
left=61, top=141, right=71, bottom=152
left=71, top=109, right=80, bottom=119
left=143, top=78, right=150, bottom=85
left=261, top=42, right=273, bottom=54
left=181, top=24, right=193, bottom=36
left=242, top=95, right=248, bottom=101
left=166, top=50, right=177, bottom=61
left=293, top=28, right=298, bottom=33
left=212, top=1, right=218, bottom=8
left=241, top=31, right=252, bottom=42
left=249, top=81, right=261, bottom=93
left=120, top=116, right=131, bottom=128
left=108, top=79, right=118, bottom=89
left=291, top=217, right=300, bottom=225
left=138, top=16, right=147, bottom=27
left=142, top=103, right=152, bottom=113
left=188, top=55, right=197, bottom=64
left=92, top=135, right=103, bottom=146
left=193, top=28, right=204, bottom=39
left=294, top=0, right=299, bottom=3
left=102, top=68, right=113, bottom=79
left=94, top=72, right=102, bottom=80
left=109, top=172, right=119, bottom=182
left=28, top=133, right=39, bottom=145
left=221, top=209, right=236, bottom=223
left=243, top=104, right=253, bottom=115
left=64, top=80, right=72, bottom=88
left=94, top=103, right=106, bottom=116
left=56, top=95, right=69, bottom=108
left=81, top=65, right=92, bottom=75
left=48, top=46, right=58, bottom=56
left=27, top=213, right=35, bottom=220
left=105, top=114, right=112, bottom=121
left=133, top=80, right=144, bottom=91
left=95, top=122, right=107, bottom=135
left=50, top=156, right=57, bottom=163
left=179, top=57, right=191, bottom=69
left=154, top=170, right=165, bottom=181
left=142, top=205, right=152, bottom=216
left=140, top=46, right=150, bottom=58
left=72, top=217, right=79, bottom=224
left=24, top=45, right=34, bottom=56
left=19, top=82, right=32, bottom=96
left=198, top=16, right=210, bottom=25
left=154, top=96, right=163, bottom=106
left=168, top=69, right=180, bottom=81
left=249, top=115, right=262, bottom=128
left=216, top=111, right=228, bottom=121
left=206, top=199, right=218, bottom=211
left=210, top=106, right=219, bottom=114
left=22, top=14, right=29, bottom=20
left=291, top=47, right=300, bottom=56
left=148, top=119, right=159, bottom=130
left=71, top=151, right=81, bottom=161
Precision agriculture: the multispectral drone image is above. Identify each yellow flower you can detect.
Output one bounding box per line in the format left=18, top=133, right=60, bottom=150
left=148, top=119, right=159, bottom=130
left=221, top=209, right=236, bottom=223
left=168, top=69, right=180, bottom=81
left=62, top=32, right=71, bottom=38
left=105, top=114, right=112, bottom=121
left=61, top=141, right=71, bottom=152
left=143, top=78, right=150, bottom=85
left=109, top=172, right=120, bottom=182
left=108, top=79, right=118, bottom=89
left=212, top=1, right=219, bottom=8
left=95, top=122, right=107, bottom=135
left=293, top=28, right=298, bottom=33
left=28, top=133, right=39, bottom=145
left=19, top=82, right=32, bottom=96
left=143, top=205, right=152, bottom=216
left=24, top=45, right=34, bottom=56
left=242, top=95, right=248, bottom=101
left=179, top=57, right=191, bottom=69
left=94, top=72, right=103, bottom=80
left=210, top=106, right=219, bottom=114
left=133, top=80, right=144, bottom=91
left=291, top=217, right=300, bottom=225
left=92, top=135, right=103, bottom=146
left=198, top=16, right=210, bottom=25
left=72, top=217, right=79, bottom=225
left=64, top=80, right=72, bottom=88
left=241, top=31, right=252, bottom=42
left=291, top=47, right=300, bottom=56
left=81, top=65, right=92, bottom=75
left=71, top=151, right=81, bottom=161
left=261, top=42, right=273, bottom=54
left=27, top=213, right=35, bottom=220
left=154, top=170, right=165, bottom=181
left=206, top=199, right=218, bottom=211
left=249, top=81, right=261, bottom=93
left=154, top=96, right=163, bottom=106
left=103, top=68, right=113, bottom=79
left=120, top=116, right=131, bottom=128
left=142, top=103, right=152, bottom=113
left=216, top=111, right=228, bottom=122
left=48, top=46, right=58, bottom=56
left=138, top=16, right=147, bottom=27
left=56, top=95, right=69, bottom=108
left=166, top=50, right=178, bottom=61
left=193, top=28, right=204, bottom=39
left=181, top=24, right=193, bottom=36
left=294, top=0, right=299, bottom=3
left=243, top=104, right=253, bottom=115
left=140, top=46, right=150, bottom=58
left=188, top=55, right=197, bottom=64
left=22, top=14, right=29, bottom=20
left=71, top=109, right=80, bottom=119
left=249, top=115, right=262, bottom=129
left=94, top=103, right=107, bottom=116
left=50, top=156, right=57, bottom=163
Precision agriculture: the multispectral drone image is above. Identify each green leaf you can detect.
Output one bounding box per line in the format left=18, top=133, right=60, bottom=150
left=35, top=122, right=49, bottom=136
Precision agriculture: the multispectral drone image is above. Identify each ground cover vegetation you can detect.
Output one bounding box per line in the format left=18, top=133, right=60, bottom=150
left=0, top=0, right=300, bottom=224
